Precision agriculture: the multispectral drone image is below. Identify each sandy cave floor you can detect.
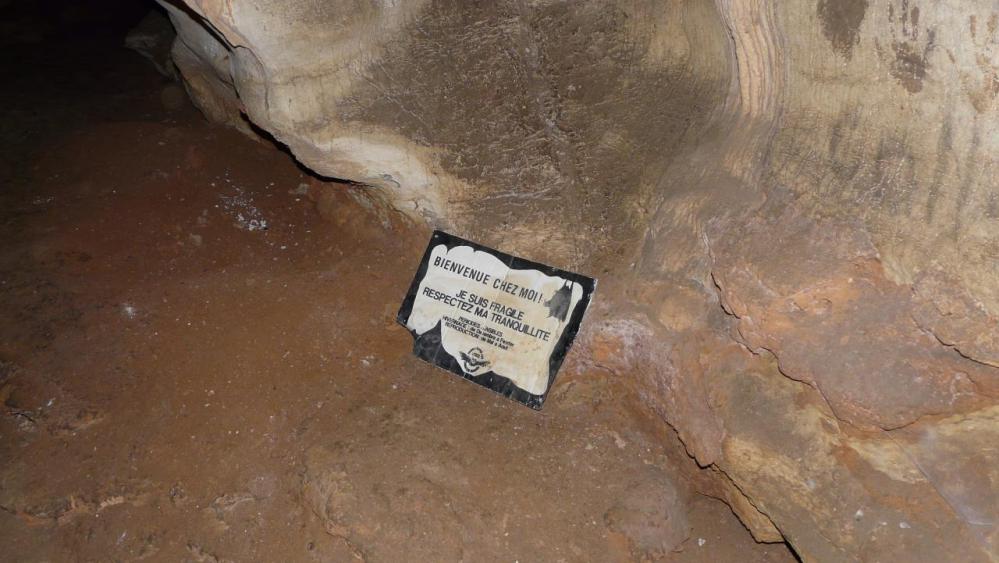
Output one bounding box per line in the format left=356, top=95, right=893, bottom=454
left=0, top=31, right=798, bottom=562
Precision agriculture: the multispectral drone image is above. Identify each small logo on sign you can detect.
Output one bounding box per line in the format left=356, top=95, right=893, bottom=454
left=460, top=347, right=490, bottom=374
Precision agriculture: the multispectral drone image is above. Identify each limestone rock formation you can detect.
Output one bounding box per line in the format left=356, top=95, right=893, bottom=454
left=159, top=0, right=999, bottom=560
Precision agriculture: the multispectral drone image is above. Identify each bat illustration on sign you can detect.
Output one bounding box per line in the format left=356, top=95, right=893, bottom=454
left=544, top=280, right=574, bottom=322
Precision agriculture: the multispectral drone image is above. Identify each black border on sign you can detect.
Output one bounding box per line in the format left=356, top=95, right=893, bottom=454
left=397, top=230, right=596, bottom=410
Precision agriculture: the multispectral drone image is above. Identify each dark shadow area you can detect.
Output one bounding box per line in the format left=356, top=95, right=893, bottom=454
left=242, top=115, right=359, bottom=187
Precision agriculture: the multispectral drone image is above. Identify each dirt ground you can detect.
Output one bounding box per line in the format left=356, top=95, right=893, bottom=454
left=0, top=15, right=797, bottom=562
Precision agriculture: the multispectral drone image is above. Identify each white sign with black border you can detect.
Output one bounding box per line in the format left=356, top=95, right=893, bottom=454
left=397, top=231, right=596, bottom=409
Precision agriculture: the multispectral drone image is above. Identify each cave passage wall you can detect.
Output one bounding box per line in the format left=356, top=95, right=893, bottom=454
left=159, top=0, right=999, bottom=560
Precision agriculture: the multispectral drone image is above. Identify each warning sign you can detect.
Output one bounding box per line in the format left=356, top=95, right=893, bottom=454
left=397, top=231, right=595, bottom=409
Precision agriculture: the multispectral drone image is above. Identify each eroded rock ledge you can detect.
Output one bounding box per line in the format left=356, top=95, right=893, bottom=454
left=159, top=0, right=999, bottom=560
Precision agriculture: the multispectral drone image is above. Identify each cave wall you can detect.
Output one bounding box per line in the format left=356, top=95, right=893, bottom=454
left=159, top=0, right=999, bottom=560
